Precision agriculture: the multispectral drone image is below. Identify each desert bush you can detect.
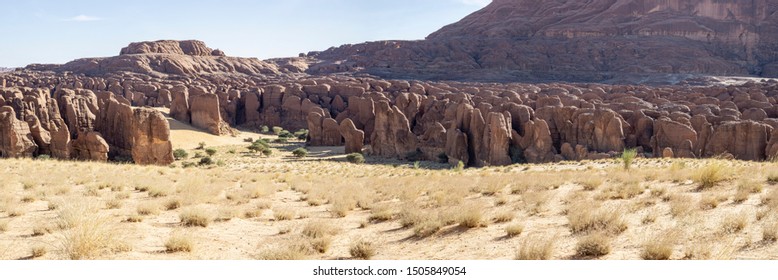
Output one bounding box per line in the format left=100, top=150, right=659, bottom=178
left=456, top=205, right=484, bottom=228
left=699, top=194, right=720, bottom=210
left=272, top=126, right=283, bottom=135
left=180, top=207, right=214, bottom=227
left=205, top=148, right=217, bottom=156
left=173, top=149, right=188, bottom=160
left=198, top=156, right=214, bottom=166
left=767, top=173, right=778, bottom=185
left=620, top=148, right=638, bottom=170
left=292, top=148, right=308, bottom=158
left=346, top=153, right=365, bottom=164
left=515, top=234, right=554, bottom=260
left=196, top=142, right=206, bottom=150
left=575, top=233, right=611, bottom=258
left=349, top=240, right=376, bottom=260
left=260, top=125, right=270, bottom=133
left=294, top=129, right=309, bottom=140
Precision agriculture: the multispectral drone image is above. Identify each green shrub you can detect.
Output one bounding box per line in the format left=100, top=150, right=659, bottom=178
left=292, top=148, right=308, bottom=158
left=205, top=148, right=217, bottom=156
left=243, top=137, right=254, bottom=143
left=453, top=161, right=465, bottom=172
left=260, top=125, right=269, bottom=133
left=621, top=148, right=638, bottom=170
left=273, top=138, right=288, bottom=143
left=278, top=130, right=294, bottom=138
left=199, top=157, right=214, bottom=166
left=262, top=149, right=273, bottom=157
left=294, top=129, right=309, bottom=140
left=181, top=162, right=196, bottom=168
left=272, top=126, right=284, bottom=135
left=173, top=149, right=189, bottom=160
left=346, top=153, right=365, bottom=164
left=197, top=142, right=206, bottom=150
left=36, top=154, right=52, bottom=160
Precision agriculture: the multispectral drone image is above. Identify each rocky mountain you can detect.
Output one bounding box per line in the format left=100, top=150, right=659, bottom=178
left=0, top=67, right=15, bottom=73
left=306, top=0, right=778, bottom=83
left=24, top=40, right=302, bottom=78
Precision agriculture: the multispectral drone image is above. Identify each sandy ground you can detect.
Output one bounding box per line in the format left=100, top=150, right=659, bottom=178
left=1, top=117, right=778, bottom=260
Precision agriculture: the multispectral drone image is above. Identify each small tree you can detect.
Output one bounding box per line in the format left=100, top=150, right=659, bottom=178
left=292, top=148, right=308, bottom=158
left=621, top=148, right=638, bottom=170
left=197, top=142, right=206, bottom=150
left=205, top=148, right=217, bottom=156
left=173, top=149, right=189, bottom=160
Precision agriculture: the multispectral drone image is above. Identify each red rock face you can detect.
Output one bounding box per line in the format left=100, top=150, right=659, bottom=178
left=308, top=0, right=778, bottom=83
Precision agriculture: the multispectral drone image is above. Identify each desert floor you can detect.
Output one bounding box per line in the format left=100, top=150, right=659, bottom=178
left=1, top=115, right=778, bottom=260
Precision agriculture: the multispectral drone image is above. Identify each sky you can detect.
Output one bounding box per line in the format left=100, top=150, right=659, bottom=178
left=0, top=0, right=490, bottom=67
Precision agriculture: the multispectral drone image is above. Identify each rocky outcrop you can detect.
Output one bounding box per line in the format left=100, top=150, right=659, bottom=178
left=705, top=121, right=772, bottom=161
left=70, top=131, right=109, bottom=161
left=131, top=108, right=174, bottom=165
left=307, top=110, right=342, bottom=146
left=0, top=106, right=37, bottom=157
left=370, top=101, right=417, bottom=159
left=339, top=118, right=365, bottom=154
left=120, top=40, right=221, bottom=56
left=190, top=93, right=224, bottom=135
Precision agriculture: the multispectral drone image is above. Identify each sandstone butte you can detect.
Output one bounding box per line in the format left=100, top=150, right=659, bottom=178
left=3, top=1, right=778, bottom=167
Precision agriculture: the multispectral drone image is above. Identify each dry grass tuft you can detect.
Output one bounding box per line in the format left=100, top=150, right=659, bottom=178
left=180, top=207, right=214, bottom=227
left=492, top=210, right=515, bottom=223
left=302, top=220, right=338, bottom=239
left=567, top=204, right=627, bottom=235
left=273, top=208, right=296, bottom=221
left=578, top=177, right=604, bottom=191
left=56, top=199, right=124, bottom=260
left=694, top=162, right=728, bottom=190
left=136, top=202, right=160, bottom=216
left=575, top=233, right=611, bottom=258
left=641, top=234, right=675, bottom=260
left=762, top=222, right=778, bottom=243
left=669, top=194, right=694, bottom=217
left=720, top=211, right=749, bottom=234
left=699, top=195, right=720, bottom=210
left=597, top=181, right=644, bottom=200
left=349, top=240, right=376, bottom=260
left=30, top=245, right=47, bottom=258
left=368, top=206, right=395, bottom=222
left=505, top=223, right=524, bottom=237
left=515, top=233, right=555, bottom=260
left=0, top=219, right=8, bottom=232
left=456, top=204, right=484, bottom=228
left=165, top=232, right=194, bottom=253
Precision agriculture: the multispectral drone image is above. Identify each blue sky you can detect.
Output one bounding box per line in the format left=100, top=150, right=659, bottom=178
left=0, top=0, right=490, bottom=66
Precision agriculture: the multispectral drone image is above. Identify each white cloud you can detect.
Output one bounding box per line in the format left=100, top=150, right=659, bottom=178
left=458, top=0, right=491, bottom=6
left=65, top=15, right=102, bottom=22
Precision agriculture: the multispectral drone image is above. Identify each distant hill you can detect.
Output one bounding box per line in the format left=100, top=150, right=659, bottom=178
left=306, top=0, right=778, bottom=83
